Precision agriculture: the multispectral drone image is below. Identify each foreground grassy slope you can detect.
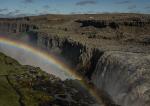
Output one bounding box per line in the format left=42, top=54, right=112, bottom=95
left=0, top=52, right=99, bottom=106
left=0, top=76, right=20, bottom=106
left=0, top=53, right=53, bottom=106
left=0, top=53, right=22, bottom=106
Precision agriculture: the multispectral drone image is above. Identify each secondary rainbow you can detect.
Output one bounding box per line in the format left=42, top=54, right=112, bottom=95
left=0, top=37, right=103, bottom=105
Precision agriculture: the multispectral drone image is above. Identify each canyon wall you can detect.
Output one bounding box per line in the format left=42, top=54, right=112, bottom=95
left=35, top=32, right=103, bottom=79
left=0, top=19, right=38, bottom=33
left=31, top=32, right=150, bottom=106
left=76, top=18, right=150, bottom=29
left=92, top=51, right=150, bottom=106
left=0, top=15, right=150, bottom=106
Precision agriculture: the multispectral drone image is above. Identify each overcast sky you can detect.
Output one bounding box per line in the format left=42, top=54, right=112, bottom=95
left=0, top=0, right=149, bottom=17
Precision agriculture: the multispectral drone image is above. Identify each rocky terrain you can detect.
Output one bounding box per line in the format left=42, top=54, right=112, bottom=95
left=0, top=13, right=150, bottom=106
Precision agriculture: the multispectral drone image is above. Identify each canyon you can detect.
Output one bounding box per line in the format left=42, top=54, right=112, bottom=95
left=0, top=13, right=150, bottom=106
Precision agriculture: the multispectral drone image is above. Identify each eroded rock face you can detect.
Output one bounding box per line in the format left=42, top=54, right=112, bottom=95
left=32, top=34, right=150, bottom=106
left=0, top=14, right=150, bottom=106
left=36, top=33, right=102, bottom=78
left=92, top=51, right=150, bottom=106
left=0, top=19, right=38, bottom=33
left=76, top=18, right=150, bottom=29
left=34, top=33, right=150, bottom=106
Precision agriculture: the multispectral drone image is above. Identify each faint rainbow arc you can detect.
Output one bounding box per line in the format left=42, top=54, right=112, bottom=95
left=0, top=37, right=103, bottom=105
left=0, top=37, right=81, bottom=79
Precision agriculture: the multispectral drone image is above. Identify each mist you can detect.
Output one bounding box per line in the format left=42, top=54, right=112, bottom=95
left=0, top=41, right=73, bottom=80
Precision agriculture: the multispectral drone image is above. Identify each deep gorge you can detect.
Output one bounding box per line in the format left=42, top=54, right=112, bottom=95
left=0, top=16, right=150, bottom=106
left=29, top=32, right=150, bottom=106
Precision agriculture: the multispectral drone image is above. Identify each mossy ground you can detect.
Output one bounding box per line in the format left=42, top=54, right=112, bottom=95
left=0, top=52, right=98, bottom=106
left=0, top=52, right=54, bottom=106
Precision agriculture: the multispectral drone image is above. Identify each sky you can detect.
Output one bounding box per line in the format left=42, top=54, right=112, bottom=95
left=0, top=0, right=149, bottom=17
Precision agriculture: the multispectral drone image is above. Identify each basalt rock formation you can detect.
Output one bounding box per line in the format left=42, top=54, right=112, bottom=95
left=0, top=18, right=38, bottom=33
left=76, top=17, right=150, bottom=29
left=0, top=13, right=150, bottom=106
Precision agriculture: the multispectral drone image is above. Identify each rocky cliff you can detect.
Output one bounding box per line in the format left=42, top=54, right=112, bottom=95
left=29, top=31, right=150, bottom=106
left=0, top=18, right=38, bottom=33
left=92, top=51, right=150, bottom=106
left=0, top=14, right=150, bottom=106
left=76, top=17, right=150, bottom=29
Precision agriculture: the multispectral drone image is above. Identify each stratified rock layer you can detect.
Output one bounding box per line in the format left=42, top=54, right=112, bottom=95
left=0, top=13, right=150, bottom=106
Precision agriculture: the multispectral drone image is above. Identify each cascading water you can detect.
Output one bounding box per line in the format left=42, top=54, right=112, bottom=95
left=92, top=51, right=150, bottom=106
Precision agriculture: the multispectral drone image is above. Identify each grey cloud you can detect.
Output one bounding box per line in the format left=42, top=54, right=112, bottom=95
left=0, top=14, right=7, bottom=18
left=14, top=9, right=20, bottom=14
left=0, top=9, right=21, bottom=18
left=128, top=4, right=136, bottom=9
left=145, top=5, right=150, bottom=9
left=22, top=0, right=34, bottom=3
left=116, top=0, right=131, bottom=4
left=17, top=13, right=37, bottom=17
left=76, top=0, right=97, bottom=6
left=8, top=10, right=21, bottom=15
left=34, top=9, right=39, bottom=13
left=70, top=11, right=94, bottom=14
left=0, top=13, right=35, bottom=18
left=144, top=5, right=150, bottom=13
left=43, top=5, right=50, bottom=9
left=0, top=8, right=8, bottom=12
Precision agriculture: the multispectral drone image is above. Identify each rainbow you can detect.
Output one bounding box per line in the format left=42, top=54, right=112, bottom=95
left=0, top=37, right=81, bottom=79
left=0, top=36, right=103, bottom=105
